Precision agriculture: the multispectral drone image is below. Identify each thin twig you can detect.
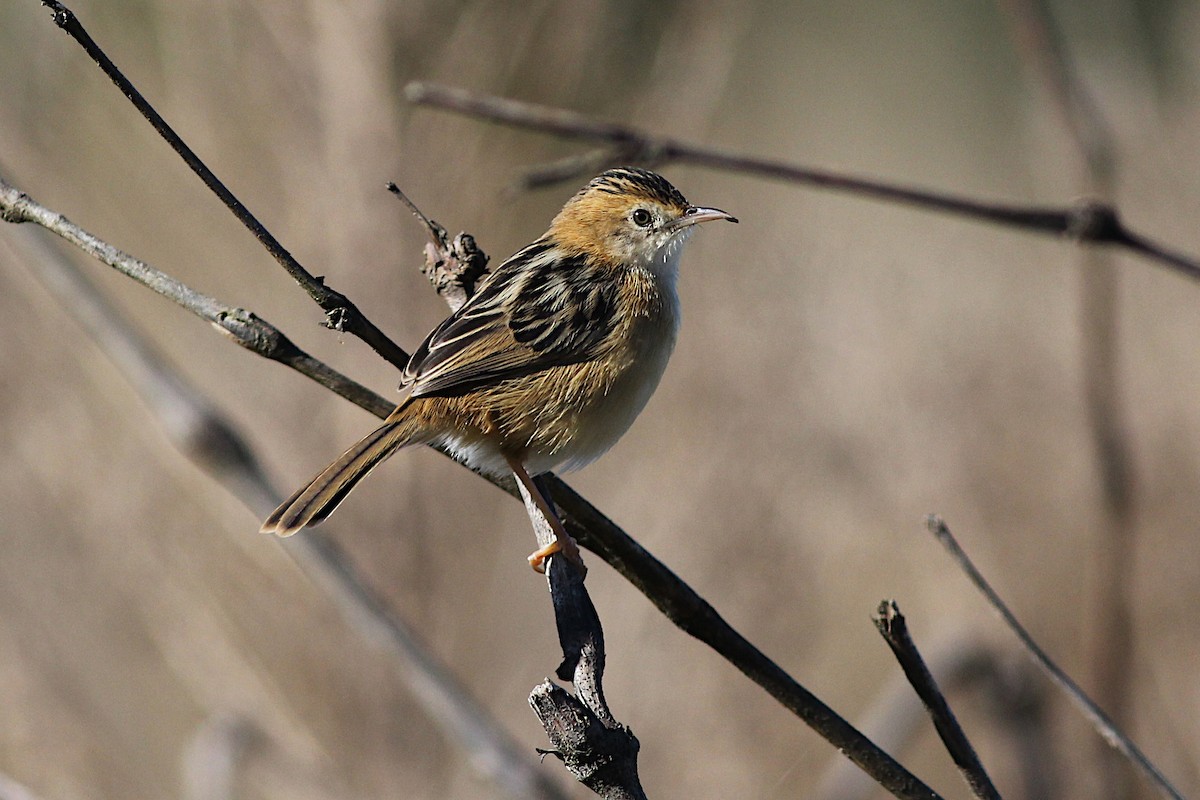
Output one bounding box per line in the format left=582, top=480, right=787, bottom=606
left=873, top=601, right=1002, bottom=800
left=40, top=0, right=410, bottom=370
left=997, top=4, right=1140, bottom=797
left=925, top=515, right=1185, bottom=800
left=404, top=81, right=1200, bottom=282
left=818, top=641, right=1057, bottom=800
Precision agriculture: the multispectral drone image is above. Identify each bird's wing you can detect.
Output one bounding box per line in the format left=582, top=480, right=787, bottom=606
left=403, top=241, right=618, bottom=398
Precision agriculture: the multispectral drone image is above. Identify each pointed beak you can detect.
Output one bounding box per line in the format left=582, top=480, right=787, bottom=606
left=670, top=206, right=738, bottom=230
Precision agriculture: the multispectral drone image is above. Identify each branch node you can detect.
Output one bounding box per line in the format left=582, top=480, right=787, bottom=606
left=529, top=680, right=644, bottom=797
left=0, top=193, right=29, bottom=224
left=322, top=305, right=350, bottom=333
left=213, top=308, right=299, bottom=362
left=1065, top=200, right=1122, bottom=243
left=388, top=181, right=490, bottom=313
left=41, top=0, right=72, bottom=28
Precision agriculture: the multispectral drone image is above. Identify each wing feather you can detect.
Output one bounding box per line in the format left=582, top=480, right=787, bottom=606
left=402, top=242, right=618, bottom=398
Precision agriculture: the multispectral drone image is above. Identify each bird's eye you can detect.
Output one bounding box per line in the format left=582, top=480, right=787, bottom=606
left=631, top=208, right=653, bottom=228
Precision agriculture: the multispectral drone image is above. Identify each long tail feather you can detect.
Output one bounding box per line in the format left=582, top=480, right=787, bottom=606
left=261, top=416, right=419, bottom=536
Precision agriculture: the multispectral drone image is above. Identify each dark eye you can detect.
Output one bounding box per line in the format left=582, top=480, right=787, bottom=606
left=631, top=208, right=653, bottom=227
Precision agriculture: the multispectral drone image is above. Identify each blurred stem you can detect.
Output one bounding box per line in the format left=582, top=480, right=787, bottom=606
left=996, top=2, right=1139, bottom=797
left=927, top=517, right=1182, bottom=800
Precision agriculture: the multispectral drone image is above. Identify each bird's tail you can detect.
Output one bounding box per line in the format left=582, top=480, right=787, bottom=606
left=261, top=413, right=422, bottom=536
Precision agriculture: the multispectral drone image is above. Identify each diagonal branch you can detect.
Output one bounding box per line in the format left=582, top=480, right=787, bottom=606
left=542, top=478, right=941, bottom=800
left=926, top=515, right=1185, bottom=800
left=0, top=174, right=390, bottom=420
left=40, top=0, right=410, bottom=370
left=404, top=81, right=1200, bottom=282
left=874, top=601, right=1002, bottom=800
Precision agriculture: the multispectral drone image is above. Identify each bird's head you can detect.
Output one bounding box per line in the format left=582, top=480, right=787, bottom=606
left=548, top=167, right=737, bottom=272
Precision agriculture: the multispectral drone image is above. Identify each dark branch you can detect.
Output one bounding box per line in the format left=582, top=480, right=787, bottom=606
left=873, top=601, right=1002, bottom=800
left=41, top=0, right=410, bottom=370
left=515, top=477, right=645, bottom=799
left=545, top=478, right=942, bottom=800
left=404, top=81, right=1200, bottom=283
left=926, top=516, right=1185, bottom=800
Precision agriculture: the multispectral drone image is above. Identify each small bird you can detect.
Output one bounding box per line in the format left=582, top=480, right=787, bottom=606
left=262, top=167, right=736, bottom=572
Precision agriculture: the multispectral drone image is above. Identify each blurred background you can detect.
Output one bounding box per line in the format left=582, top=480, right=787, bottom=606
left=1, top=1, right=1198, bottom=798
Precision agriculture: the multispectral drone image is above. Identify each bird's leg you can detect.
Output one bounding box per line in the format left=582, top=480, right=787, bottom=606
left=508, top=458, right=586, bottom=576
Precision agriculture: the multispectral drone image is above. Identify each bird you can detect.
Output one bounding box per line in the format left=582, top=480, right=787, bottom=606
left=261, top=167, right=736, bottom=573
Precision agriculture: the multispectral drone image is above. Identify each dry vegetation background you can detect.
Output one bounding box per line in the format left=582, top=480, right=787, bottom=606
left=1, top=1, right=1199, bottom=798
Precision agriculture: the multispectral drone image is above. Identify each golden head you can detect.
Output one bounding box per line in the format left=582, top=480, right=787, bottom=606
left=548, top=167, right=737, bottom=269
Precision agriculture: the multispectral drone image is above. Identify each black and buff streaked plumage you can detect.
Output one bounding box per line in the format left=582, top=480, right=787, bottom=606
left=262, top=167, right=736, bottom=567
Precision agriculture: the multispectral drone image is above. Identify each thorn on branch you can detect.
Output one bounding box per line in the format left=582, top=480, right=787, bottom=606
left=535, top=748, right=565, bottom=763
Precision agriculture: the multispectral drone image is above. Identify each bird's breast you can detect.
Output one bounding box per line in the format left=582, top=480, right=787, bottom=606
left=532, top=268, right=680, bottom=473
left=427, top=266, right=681, bottom=478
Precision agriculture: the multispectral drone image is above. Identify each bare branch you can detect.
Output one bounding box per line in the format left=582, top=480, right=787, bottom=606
left=996, top=3, right=1141, bottom=797
left=516, top=477, right=646, bottom=799
left=404, top=81, right=1200, bottom=282
left=818, top=641, right=1059, bottom=800
left=544, top=478, right=942, bottom=800
left=873, top=601, right=1001, bottom=800
left=39, top=0, right=410, bottom=370
left=926, top=515, right=1185, bottom=800
left=0, top=174, right=392, bottom=420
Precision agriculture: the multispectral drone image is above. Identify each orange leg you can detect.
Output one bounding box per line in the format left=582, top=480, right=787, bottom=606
left=507, top=457, right=586, bottom=576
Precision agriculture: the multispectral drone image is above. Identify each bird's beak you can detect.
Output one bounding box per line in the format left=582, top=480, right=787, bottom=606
left=670, top=206, right=738, bottom=229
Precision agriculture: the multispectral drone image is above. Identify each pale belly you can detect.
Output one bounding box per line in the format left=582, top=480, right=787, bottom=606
left=435, top=297, right=679, bottom=478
